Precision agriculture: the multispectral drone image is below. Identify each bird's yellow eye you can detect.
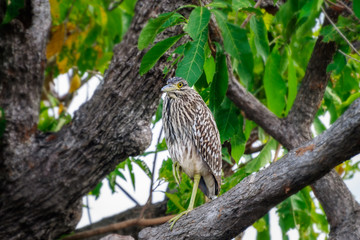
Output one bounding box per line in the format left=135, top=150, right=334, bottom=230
left=177, top=82, right=183, bottom=88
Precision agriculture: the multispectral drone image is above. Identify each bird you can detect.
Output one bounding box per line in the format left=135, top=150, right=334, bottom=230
left=161, top=76, right=222, bottom=229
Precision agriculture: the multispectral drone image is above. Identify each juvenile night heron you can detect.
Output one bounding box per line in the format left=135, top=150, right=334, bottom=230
left=162, top=77, right=222, bottom=229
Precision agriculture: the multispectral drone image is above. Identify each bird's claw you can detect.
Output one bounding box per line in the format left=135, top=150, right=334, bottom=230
left=169, top=209, right=192, bottom=230
left=172, top=161, right=182, bottom=186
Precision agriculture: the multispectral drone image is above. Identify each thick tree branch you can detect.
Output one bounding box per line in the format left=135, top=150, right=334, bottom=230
left=0, top=0, right=51, bottom=181
left=139, top=99, right=360, bottom=240
left=0, top=0, right=190, bottom=239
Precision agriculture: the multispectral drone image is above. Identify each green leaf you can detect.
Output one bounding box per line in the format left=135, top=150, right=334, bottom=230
left=176, top=28, right=208, bottom=86
left=126, top=159, right=136, bottom=190
left=277, top=187, right=319, bottom=238
left=185, top=7, right=211, bottom=40
left=339, top=92, right=360, bottom=113
left=140, top=34, right=184, bottom=75
left=213, top=10, right=254, bottom=88
left=131, top=158, right=152, bottom=179
left=206, top=1, right=230, bottom=9
left=138, top=12, right=174, bottom=50
left=232, top=0, right=255, bottom=10
left=253, top=217, right=267, bottom=232
left=159, top=12, right=185, bottom=32
left=89, top=181, right=103, bottom=199
left=114, top=169, right=126, bottom=181
left=107, top=171, right=117, bottom=193
left=264, top=49, right=286, bottom=117
left=285, top=55, right=297, bottom=115
left=203, top=55, right=216, bottom=84
left=0, top=107, right=6, bottom=138
left=327, top=50, right=346, bottom=74
left=255, top=214, right=270, bottom=240
left=2, top=0, right=25, bottom=24
left=250, top=15, right=270, bottom=62
left=231, top=116, right=246, bottom=164
left=215, top=98, right=240, bottom=143
left=354, top=0, right=360, bottom=19
left=165, top=192, right=186, bottom=212
left=245, top=138, right=276, bottom=173
left=209, top=52, right=228, bottom=111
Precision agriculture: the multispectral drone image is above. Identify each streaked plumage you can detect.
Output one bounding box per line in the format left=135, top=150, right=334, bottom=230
left=162, top=77, right=222, bottom=199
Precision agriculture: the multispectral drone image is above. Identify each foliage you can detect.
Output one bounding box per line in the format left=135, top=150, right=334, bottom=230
left=42, top=0, right=360, bottom=238
left=38, top=0, right=136, bottom=134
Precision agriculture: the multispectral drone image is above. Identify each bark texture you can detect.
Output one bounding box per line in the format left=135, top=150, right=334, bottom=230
left=139, top=99, right=360, bottom=239
left=1, top=0, right=359, bottom=239
left=0, top=0, right=188, bottom=239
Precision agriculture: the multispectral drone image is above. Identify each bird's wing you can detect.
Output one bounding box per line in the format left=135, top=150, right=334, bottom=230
left=192, top=101, right=222, bottom=180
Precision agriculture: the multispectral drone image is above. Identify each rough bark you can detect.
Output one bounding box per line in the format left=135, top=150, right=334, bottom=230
left=1, top=0, right=359, bottom=239
left=139, top=99, right=360, bottom=239
left=0, top=0, right=188, bottom=239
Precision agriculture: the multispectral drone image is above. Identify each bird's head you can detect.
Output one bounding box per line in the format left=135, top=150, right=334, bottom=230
left=161, top=77, right=191, bottom=98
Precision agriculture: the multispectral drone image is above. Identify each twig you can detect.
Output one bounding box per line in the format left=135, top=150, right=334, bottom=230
left=338, top=49, right=360, bottom=63
left=240, top=0, right=263, bottom=29
left=63, top=215, right=175, bottom=240
left=139, top=126, right=164, bottom=218
left=149, top=127, right=163, bottom=204
left=85, top=195, right=92, bottom=225
left=321, top=6, right=360, bottom=57
left=115, top=183, right=140, bottom=206
left=336, top=0, right=357, bottom=18
left=273, top=142, right=282, bottom=162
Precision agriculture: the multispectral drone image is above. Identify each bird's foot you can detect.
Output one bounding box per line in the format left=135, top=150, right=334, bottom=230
left=172, top=161, right=182, bottom=186
left=169, top=208, right=192, bottom=230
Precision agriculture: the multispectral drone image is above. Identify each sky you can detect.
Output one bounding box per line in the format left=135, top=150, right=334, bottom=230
left=55, top=75, right=360, bottom=240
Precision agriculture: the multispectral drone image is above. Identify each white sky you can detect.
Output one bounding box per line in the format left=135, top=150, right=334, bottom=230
left=54, top=75, right=360, bottom=240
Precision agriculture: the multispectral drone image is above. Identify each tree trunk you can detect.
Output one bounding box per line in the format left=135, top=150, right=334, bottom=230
left=0, top=0, right=187, bottom=239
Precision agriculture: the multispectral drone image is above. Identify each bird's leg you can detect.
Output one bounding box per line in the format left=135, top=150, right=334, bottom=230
left=172, top=161, right=182, bottom=185
left=169, top=173, right=200, bottom=230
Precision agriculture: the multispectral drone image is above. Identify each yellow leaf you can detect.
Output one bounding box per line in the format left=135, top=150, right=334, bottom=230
left=99, top=7, right=108, bottom=25
left=57, top=56, right=69, bottom=74
left=69, top=74, right=81, bottom=93
left=335, top=163, right=345, bottom=177
left=49, top=0, right=60, bottom=20
left=58, top=103, right=64, bottom=115
left=263, top=13, right=274, bottom=31
left=46, top=25, right=65, bottom=59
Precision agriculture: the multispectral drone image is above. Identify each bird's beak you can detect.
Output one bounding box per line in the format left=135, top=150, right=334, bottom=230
left=161, top=84, right=177, bottom=92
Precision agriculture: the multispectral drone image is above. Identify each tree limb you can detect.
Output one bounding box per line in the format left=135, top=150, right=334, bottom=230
left=65, top=215, right=175, bottom=240
left=139, top=99, right=360, bottom=240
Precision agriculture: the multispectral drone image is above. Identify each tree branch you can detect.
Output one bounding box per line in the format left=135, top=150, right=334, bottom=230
left=65, top=215, right=175, bottom=240
left=139, top=99, right=360, bottom=240
left=75, top=200, right=169, bottom=240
